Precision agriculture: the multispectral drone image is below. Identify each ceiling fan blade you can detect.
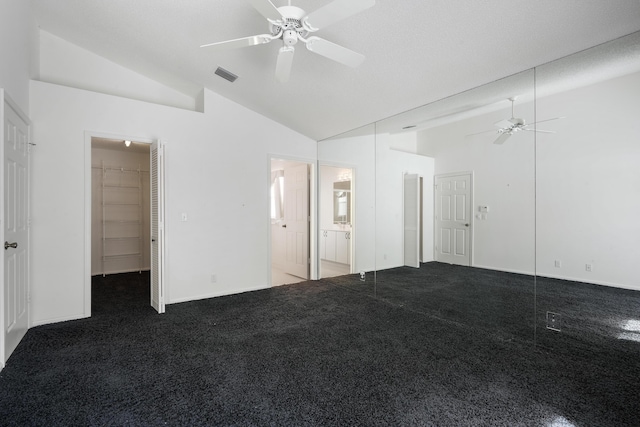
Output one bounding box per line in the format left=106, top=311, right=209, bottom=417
left=304, top=0, right=375, bottom=30
left=493, top=132, right=511, bottom=145
left=529, top=116, right=566, bottom=125
left=494, top=119, right=514, bottom=129
left=276, top=46, right=295, bottom=83
left=466, top=129, right=497, bottom=137
left=523, top=128, right=556, bottom=134
left=200, top=34, right=274, bottom=50
left=305, top=36, right=365, bottom=67
left=246, top=0, right=282, bottom=21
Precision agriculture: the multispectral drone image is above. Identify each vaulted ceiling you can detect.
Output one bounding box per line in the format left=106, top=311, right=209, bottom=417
left=32, top=0, right=640, bottom=141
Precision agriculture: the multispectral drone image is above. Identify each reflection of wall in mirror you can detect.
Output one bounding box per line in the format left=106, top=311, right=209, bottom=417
left=416, top=70, right=640, bottom=290
left=318, top=127, right=376, bottom=273
left=375, top=132, right=435, bottom=270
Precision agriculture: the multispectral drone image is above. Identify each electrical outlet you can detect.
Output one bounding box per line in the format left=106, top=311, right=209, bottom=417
left=211, top=274, right=217, bottom=284
left=360, top=271, right=366, bottom=282
left=555, top=260, right=562, bottom=268
left=181, top=212, right=188, bottom=222
left=546, top=311, right=562, bottom=332
left=585, top=264, right=592, bottom=272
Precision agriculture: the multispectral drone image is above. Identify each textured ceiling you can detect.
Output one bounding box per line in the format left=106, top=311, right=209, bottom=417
left=33, top=0, right=640, bottom=141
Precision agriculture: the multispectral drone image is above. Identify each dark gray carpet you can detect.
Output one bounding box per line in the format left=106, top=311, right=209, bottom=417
left=1, top=264, right=639, bottom=426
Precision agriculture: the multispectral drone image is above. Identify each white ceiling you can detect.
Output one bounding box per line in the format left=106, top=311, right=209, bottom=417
left=32, top=0, right=640, bottom=141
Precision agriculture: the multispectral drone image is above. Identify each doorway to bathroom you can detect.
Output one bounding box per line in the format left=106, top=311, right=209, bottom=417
left=319, top=165, right=354, bottom=279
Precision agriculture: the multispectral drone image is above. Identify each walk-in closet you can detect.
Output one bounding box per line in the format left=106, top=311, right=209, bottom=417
left=91, top=138, right=151, bottom=276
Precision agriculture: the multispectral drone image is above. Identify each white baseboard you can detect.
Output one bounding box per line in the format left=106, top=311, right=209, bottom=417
left=168, top=283, right=272, bottom=305
left=471, top=264, right=535, bottom=277
left=31, top=313, right=90, bottom=328
left=535, top=272, right=639, bottom=291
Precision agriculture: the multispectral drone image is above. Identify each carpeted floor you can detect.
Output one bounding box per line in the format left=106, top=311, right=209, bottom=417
left=1, top=263, right=639, bottom=426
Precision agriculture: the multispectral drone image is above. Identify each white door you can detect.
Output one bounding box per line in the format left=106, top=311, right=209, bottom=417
left=3, top=96, right=30, bottom=364
left=404, top=173, right=420, bottom=268
left=435, top=173, right=471, bottom=266
left=150, top=141, right=165, bottom=313
left=283, top=163, right=309, bottom=279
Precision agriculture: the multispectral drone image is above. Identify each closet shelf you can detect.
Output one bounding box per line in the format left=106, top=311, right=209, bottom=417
left=101, top=162, right=144, bottom=276
left=102, top=184, right=141, bottom=189
left=103, top=253, right=142, bottom=259
left=102, top=202, right=142, bottom=206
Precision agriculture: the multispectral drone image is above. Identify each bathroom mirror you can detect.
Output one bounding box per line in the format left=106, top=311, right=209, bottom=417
left=333, top=180, right=351, bottom=224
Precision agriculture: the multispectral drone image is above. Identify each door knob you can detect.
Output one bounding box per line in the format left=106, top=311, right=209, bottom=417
left=282, top=224, right=287, bottom=228
left=464, top=223, right=469, bottom=227
left=4, top=241, right=18, bottom=250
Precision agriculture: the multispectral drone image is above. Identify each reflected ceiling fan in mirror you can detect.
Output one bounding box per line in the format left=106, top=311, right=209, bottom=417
left=201, top=0, right=375, bottom=83
left=468, top=97, right=564, bottom=144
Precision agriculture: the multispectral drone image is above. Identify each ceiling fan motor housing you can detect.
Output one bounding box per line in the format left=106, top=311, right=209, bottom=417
left=271, top=6, right=308, bottom=46
left=283, top=30, right=298, bottom=46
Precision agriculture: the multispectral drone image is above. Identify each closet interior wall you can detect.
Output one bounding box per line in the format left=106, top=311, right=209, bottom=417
left=91, top=145, right=151, bottom=276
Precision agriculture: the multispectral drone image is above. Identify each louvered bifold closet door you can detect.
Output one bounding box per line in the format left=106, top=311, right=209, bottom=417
left=150, top=141, right=165, bottom=313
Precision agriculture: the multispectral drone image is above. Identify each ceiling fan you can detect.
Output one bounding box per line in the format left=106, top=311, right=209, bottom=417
left=469, top=97, right=563, bottom=144
left=201, top=0, right=375, bottom=82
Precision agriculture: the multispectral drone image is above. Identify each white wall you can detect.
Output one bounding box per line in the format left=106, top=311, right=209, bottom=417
left=39, top=31, right=197, bottom=112
left=0, top=0, right=35, bottom=112
left=418, top=70, right=640, bottom=289
left=535, top=71, right=640, bottom=289
left=29, top=81, right=315, bottom=326
left=91, top=147, right=151, bottom=275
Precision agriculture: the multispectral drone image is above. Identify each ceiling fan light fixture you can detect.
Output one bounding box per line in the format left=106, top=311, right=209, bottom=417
left=201, top=0, right=375, bottom=82
left=215, top=66, right=238, bottom=83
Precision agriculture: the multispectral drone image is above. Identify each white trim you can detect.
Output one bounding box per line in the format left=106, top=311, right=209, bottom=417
left=472, top=264, right=535, bottom=277
left=535, top=273, right=640, bottom=292
left=0, top=89, right=5, bottom=370
left=170, top=284, right=271, bottom=305
left=84, top=131, right=155, bottom=318
left=31, top=313, right=90, bottom=328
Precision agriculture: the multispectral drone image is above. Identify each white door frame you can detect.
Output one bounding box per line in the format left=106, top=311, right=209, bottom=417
left=434, top=171, right=474, bottom=266
left=318, top=161, right=357, bottom=276
left=84, top=131, right=160, bottom=316
left=268, top=154, right=316, bottom=285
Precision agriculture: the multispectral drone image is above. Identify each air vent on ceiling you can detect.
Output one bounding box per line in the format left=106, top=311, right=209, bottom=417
left=215, top=67, right=238, bottom=83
